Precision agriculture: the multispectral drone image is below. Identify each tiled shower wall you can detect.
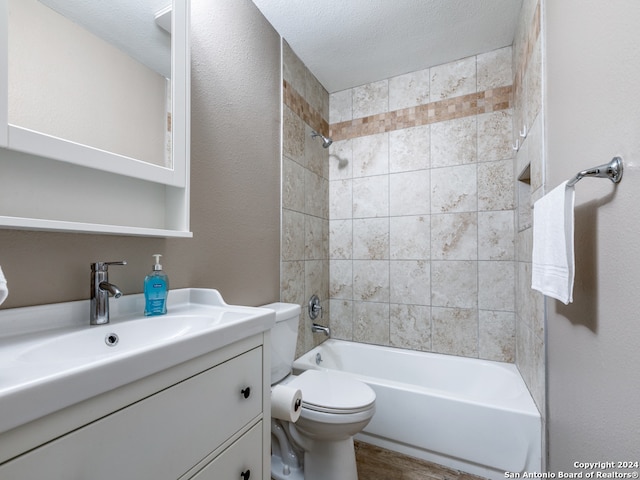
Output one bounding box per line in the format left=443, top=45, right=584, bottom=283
left=327, top=47, right=517, bottom=362
left=513, top=0, right=546, bottom=417
left=280, top=41, right=331, bottom=358
left=280, top=3, right=546, bottom=415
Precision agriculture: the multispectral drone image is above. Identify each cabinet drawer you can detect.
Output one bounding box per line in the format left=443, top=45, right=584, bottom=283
left=190, top=421, right=262, bottom=480
left=0, top=347, right=263, bottom=479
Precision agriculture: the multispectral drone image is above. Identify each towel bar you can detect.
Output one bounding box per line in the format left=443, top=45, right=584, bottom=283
left=566, top=156, right=623, bottom=187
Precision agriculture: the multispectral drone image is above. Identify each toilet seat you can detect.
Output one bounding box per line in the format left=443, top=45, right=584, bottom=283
left=287, top=369, right=376, bottom=414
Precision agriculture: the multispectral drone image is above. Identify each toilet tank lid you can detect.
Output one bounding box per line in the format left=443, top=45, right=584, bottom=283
left=261, top=302, right=301, bottom=323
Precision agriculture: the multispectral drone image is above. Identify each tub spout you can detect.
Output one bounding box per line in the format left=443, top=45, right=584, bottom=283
left=311, top=323, right=331, bottom=336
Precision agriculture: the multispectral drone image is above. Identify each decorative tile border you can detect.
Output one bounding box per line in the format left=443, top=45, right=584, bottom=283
left=283, top=80, right=329, bottom=137
left=329, top=85, right=512, bottom=142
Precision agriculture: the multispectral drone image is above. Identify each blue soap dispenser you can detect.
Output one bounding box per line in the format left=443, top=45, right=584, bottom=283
left=144, top=254, right=168, bottom=316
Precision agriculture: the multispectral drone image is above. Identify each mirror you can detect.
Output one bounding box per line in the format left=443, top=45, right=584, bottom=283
left=1, top=0, right=189, bottom=187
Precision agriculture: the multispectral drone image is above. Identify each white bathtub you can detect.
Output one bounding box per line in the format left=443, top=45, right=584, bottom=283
left=292, top=339, right=541, bottom=479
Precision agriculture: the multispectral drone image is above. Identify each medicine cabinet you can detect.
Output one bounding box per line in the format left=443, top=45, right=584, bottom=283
left=0, top=0, right=191, bottom=237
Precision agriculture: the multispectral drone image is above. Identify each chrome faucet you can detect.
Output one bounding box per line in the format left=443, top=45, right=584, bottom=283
left=311, top=323, right=331, bottom=336
left=308, top=294, right=331, bottom=336
left=90, top=261, right=126, bottom=325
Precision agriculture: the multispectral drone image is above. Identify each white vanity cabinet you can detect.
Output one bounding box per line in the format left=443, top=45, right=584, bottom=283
left=0, top=334, right=270, bottom=479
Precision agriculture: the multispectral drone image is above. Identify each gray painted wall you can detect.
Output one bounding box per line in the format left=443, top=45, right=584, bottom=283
left=0, top=0, right=281, bottom=309
left=545, top=0, right=640, bottom=467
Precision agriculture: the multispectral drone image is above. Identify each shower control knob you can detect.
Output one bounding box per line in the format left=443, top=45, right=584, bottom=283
left=241, top=469, right=251, bottom=480
left=308, top=294, right=322, bottom=320
left=241, top=387, right=251, bottom=399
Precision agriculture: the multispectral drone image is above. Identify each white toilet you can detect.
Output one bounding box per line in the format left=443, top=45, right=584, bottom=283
left=264, top=302, right=376, bottom=480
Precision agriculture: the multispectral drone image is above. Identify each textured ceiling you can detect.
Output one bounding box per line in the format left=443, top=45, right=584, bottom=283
left=251, top=0, right=523, bottom=93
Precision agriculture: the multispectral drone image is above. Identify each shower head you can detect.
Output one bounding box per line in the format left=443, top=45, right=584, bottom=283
left=311, top=130, right=333, bottom=148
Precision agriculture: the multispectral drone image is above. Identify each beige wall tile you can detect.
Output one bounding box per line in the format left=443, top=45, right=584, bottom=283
left=352, top=132, right=390, bottom=177
left=479, top=310, right=515, bottom=362
left=353, top=301, right=390, bottom=345
left=305, top=124, right=327, bottom=179
left=352, top=175, right=389, bottom=218
left=305, top=214, right=324, bottom=260
left=353, top=218, right=389, bottom=260
left=353, top=260, right=390, bottom=302
left=478, top=261, right=516, bottom=311
left=390, top=260, right=430, bottom=305
left=478, top=210, right=515, bottom=260
left=282, top=209, right=305, bottom=261
left=431, top=260, right=478, bottom=308
left=329, top=219, right=352, bottom=259
left=390, top=304, right=431, bottom=350
left=306, top=68, right=328, bottom=120
left=389, top=125, right=430, bottom=173
left=431, top=212, right=478, bottom=260
left=389, top=68, right=430, bottom=111
left=389, top=169, right=430, bottom=216
left=281, top=260, right=304, bottom=305
left=478, top=159, right=516, bottom=211
left=329, top=89, right=352, bottom=124
left=283, top=105, right=305, bottom=164
left=304, top=169, right=327, bottom=218
left=353, top=79, right=389, bottom=118
left=431, top=164, right=477, bottom=213
left=430, top=56, right=476, bottom=101
left=329, top=179, right=352, bottom=220
left=329, top=299, right=353, bottom=340
left=282, top=156, right=305, bottom=212
left=431, top=116, right=477, bottom=168
left=329, top=259, right=352, bottom=300
left=432, top=307, right=478, bottom=357
left=282, top=40, right=306, bottom=98
left=390, top=215, right=430, bottom=260
left=478, top=110, right=513, bottom=162
left=477, top=46, right=513, bottom=91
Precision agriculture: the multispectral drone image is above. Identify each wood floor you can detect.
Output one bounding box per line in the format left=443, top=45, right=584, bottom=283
left=355, top=441, right=487, bottom=480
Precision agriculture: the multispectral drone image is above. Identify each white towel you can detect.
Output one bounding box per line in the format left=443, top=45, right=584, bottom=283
left=531, top=181, right=575, bottom=304
left=0, top=266, right=7, bottom=306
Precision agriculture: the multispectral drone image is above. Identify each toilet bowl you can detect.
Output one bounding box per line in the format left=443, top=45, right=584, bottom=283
left=264, top=303, right=376, bottom=480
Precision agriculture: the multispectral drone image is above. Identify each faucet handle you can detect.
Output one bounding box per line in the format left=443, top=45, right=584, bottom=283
left=308, top=294, right=323, bottom=320
left=91, top=261, right=127, bottom=272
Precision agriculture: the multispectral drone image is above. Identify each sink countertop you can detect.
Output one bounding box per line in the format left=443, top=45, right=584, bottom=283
left=0, top=288, right=275, bottom=435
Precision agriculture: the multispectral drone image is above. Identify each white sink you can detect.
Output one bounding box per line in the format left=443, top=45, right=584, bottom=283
left=17, top=311, right=250, bottom=364
left=0, top=289, right=275, bottom=434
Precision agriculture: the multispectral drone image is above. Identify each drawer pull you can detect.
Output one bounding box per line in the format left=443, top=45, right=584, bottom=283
left=241, top=469, right=251, bottom=479
left=241, top=387, right=251, bottom=399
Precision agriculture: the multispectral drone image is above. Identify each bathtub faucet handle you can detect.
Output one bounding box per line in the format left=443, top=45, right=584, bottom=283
left=308, top=294, right=323, bottom=320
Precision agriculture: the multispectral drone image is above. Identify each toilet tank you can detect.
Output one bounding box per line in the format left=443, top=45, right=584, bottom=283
left=262, top=302, right=301, bottom=384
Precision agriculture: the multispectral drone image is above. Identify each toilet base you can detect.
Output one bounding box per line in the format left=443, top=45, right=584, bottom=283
left=302, top=437, right=358, bottom=480
left=271, top=453, right=304, bottom=480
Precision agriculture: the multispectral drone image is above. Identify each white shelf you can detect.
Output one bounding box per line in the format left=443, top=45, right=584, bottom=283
left=0, top=216, right=192, bottom=238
